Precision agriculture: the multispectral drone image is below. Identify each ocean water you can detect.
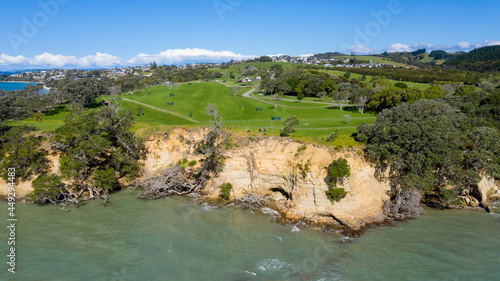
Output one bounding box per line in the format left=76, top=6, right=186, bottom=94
left=0, top=189, right=499, bottom=281
left=0, top=82, right=39, bottom=91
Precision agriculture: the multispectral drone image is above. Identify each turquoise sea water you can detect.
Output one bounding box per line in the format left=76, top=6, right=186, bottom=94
left=1, top=190, right=499, bottom=280
left=0, top=82, right=39, bottom=91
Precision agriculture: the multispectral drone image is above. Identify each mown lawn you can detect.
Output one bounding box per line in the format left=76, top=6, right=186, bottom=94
left=11, top=82, right=374, bottom=146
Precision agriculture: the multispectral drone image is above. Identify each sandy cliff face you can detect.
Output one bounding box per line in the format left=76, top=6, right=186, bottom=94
left=2, top=128, right=498, bottom=232
left=143, top=129, right=391, bottom=232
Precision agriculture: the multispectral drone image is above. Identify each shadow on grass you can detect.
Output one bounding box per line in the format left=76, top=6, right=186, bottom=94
left=342, top=106, right=358, bottom=113
left=325, top=106, right=341, bottom=111
left=325, top=106, right=358, bottom=112
left=45, top=105, right=69, bottom=117
left=86, top=101, right=106, bottom=109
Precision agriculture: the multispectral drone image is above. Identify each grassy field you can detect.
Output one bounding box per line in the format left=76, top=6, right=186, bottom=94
left=108, top=82, right=373, bottom=121
left=329, top=55, right=408, bottom=67
left=11, top=81, right=375, bottom=146
left=8, top=105, right=68, bottom=131
left=317, top=69, right=431, bottom=90
left=224, top=62, right=298, bottom=75
left=107, top=82, right=375, bottom=145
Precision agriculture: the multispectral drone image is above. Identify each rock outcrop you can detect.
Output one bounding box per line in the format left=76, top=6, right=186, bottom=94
left=2, top=128, right=498, bottom=234
left=142, top=128, right=392, bottom=233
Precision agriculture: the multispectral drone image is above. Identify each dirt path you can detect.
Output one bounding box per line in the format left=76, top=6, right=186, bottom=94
left=121, top=98, right=198, bottom=123
left=242, top=89, right=355, bottom=109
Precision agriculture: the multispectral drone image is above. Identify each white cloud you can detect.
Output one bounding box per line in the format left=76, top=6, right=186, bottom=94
left=485, top=39, right=500, bottom=46
left=0, top=54, right=29, bottom=65
left=0, top=52, right=120, bottom=69
left=79, top=52, right=121, bottom=67
left=298, top=54, right=314, bottom=58
left=386, top=43, right=411, bottom=53
left=350, top=45, right=376, bottom=54
left=0, top=48, right=255, bottom=70
left=457, top=41, right=471, bottom=49
left=127, top=48, right=255, bottom=65
left=31, top=52, right=78, bottom=67
left=411, top=42, right=433, bottom=49
left=388, top=40, right=494, bottom=53
left=266, top=53, right=286, bottom=57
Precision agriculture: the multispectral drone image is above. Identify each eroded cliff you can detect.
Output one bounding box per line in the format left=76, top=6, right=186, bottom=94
left=2, top=128, right=498, bottom=234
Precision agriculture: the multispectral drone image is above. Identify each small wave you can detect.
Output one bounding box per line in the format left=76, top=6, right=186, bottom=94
left=201, top=203, right=217, bottom=211
left=277, top=236, right=283, bottom=242
left=340, top=236, right=351, bottom=242
left=260, top=207, right=279, bottom=216
left=291, top=225, right=300, bottom=232
left=245, top=270, right=257, bottom=276
left=257, top=259, right=294, bottom=272
left=187, top=193, right=201, bottom=198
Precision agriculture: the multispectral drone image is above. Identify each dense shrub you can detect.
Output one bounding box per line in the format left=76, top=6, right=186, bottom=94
left=394, top=82, right=408, bottom=89
left=327, top=158, right=351, bottom=186
left=326, top=129, right=340, bottom=142
left=325, top=158, right=350, bottom=204
left=326, top=187, right=348, bottom=203
left=220, top=182, right=233, bottom=199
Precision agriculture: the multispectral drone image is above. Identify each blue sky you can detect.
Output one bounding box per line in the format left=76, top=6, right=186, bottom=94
left=1, top=0, right=499, bottom=69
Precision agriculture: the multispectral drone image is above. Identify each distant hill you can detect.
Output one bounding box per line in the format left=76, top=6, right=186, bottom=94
left=445, top=45, right=500, bottom=72
left=313, top=52, right=346, bottom=59
left=377, top=49, right=452, bottom=67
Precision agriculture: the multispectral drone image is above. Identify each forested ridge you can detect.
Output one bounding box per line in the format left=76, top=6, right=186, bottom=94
left=445, top=46, right=500, bottom=72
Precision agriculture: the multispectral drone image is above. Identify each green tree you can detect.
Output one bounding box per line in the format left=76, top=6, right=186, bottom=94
left=0, top=126, right=50, bottom=181
left=62, top=78, right=110, bottom=107
left=402, top=86, right=425, bottom=104
left=367, top=88, right=402, bottom=112
left=45, top=105, right=145, bottom=207
left=424, top=85, right=444, bottom=99
left=150, top=61, right=158, bottom=70
left=296, top=92, right=305, bottom=102
left=455, top=85, right=478, bottom=96
left=281, top=116, right=299, bottom=137
left=29, top=174, right=65, bottom=204
left=357, top=99, right=499, bottom=196
left=258, top=56, right=272, bottom=62
left=283, top=116, right=299, bottom=129
left=394, top=82, right=408, bottom=89
left=317, top=91, right=328, bottom=102
left=137, top=106, right=144, bottom=116
left=271, top=93, right=282, bottom=109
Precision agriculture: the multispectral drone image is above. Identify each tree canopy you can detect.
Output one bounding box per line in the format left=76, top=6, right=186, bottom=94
left=357, top=97, right=499, bottom=200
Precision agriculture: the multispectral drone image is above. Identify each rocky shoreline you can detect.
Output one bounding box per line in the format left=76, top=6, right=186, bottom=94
left=1, top=128, right=499, bottom=236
